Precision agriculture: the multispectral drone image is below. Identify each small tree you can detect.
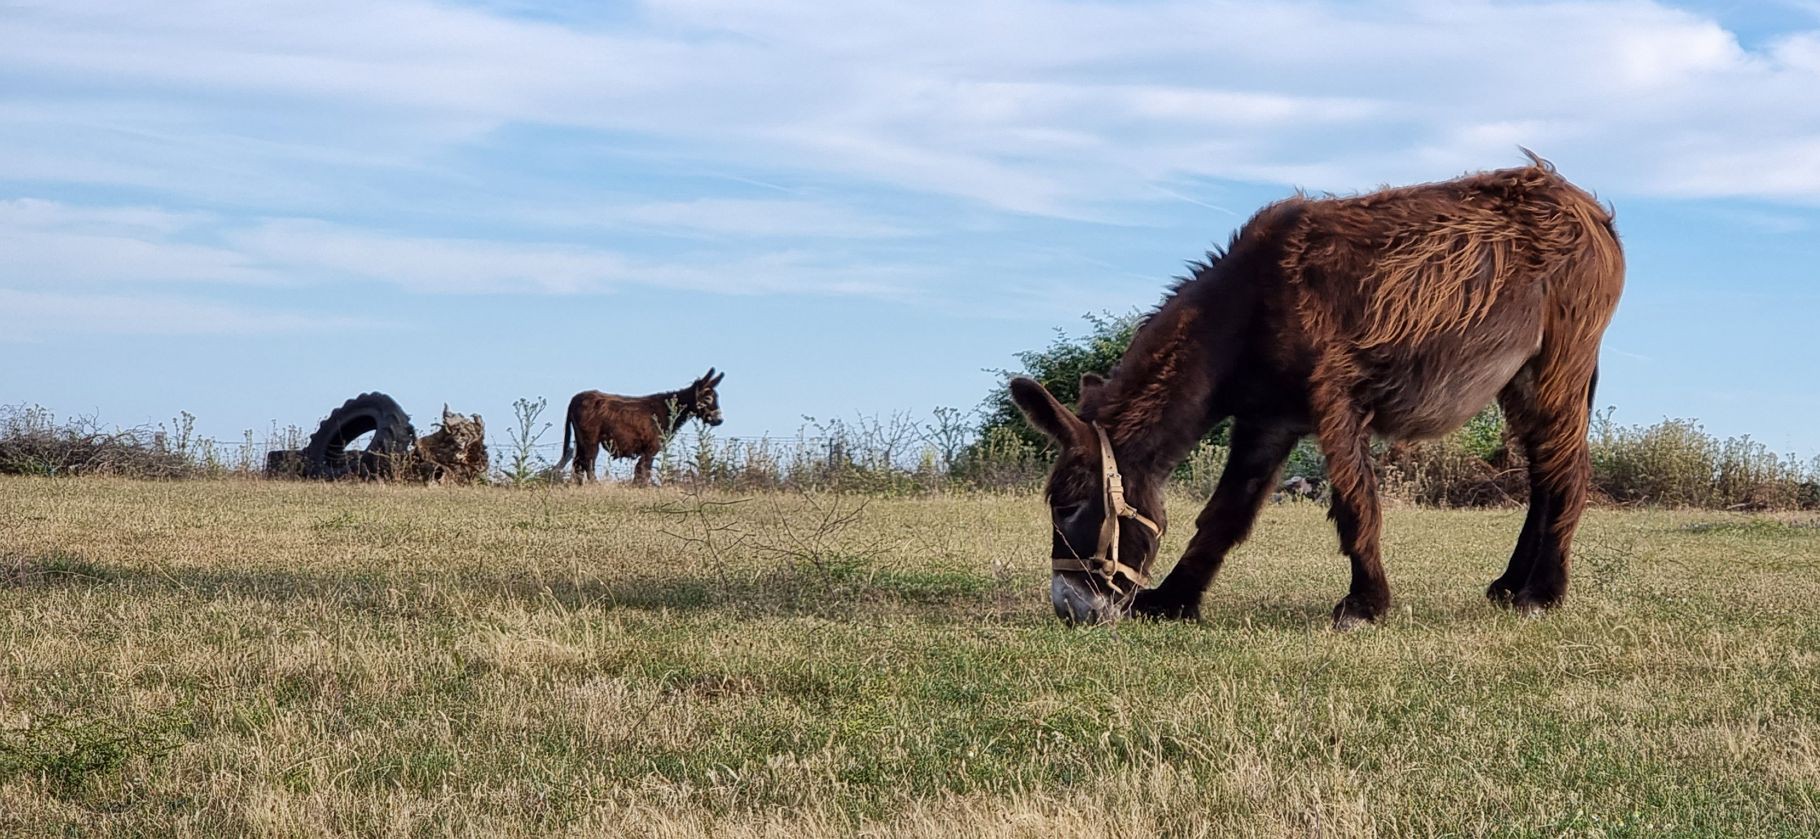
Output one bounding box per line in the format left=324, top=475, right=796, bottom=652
left=971, top=311, right=1233, bottom=462
left=975, top=311, right=1143, bottom=454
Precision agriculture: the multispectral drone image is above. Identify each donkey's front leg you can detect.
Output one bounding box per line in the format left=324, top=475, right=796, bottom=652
left=1131, top=422, right=1297, bottom=621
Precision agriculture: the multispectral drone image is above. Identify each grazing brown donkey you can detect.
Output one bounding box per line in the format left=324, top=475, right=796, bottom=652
left=556, top=369, right=725, bottom=486
left=1013, top=155, right=1623, bottom=628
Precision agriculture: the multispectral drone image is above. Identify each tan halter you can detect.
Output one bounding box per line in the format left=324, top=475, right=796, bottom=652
left=1051, top=424, right=1163, bottom=594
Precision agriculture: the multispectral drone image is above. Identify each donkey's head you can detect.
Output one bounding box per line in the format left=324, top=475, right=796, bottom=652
left=1010, top=375, right=1165, bottom=626
left=685, top=368, right=726, bottom=426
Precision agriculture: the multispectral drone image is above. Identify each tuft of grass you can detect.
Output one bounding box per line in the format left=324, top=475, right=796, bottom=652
left=0, top=712, right=188, bottom=802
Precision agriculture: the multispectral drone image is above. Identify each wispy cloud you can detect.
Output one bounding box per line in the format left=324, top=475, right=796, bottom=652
left=0, top=289, right=383, bottom=340
left=1, top=199, right=919, bottom=297
left=523, top=198, right=916, bottom=240
left=227, top=218, right=919, bottom=296
left=0, top=198, right=272, bottom=287
left=5, top=0, right=1820, bottom=325
left=6, top=0, right=1820, bottom=219
left=1705, top=206, right=1811, bottom=234
left=228, top=219, right=634, bottom=295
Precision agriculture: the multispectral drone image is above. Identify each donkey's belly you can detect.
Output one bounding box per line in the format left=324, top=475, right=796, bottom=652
left=1364, top=332, right=1539, bottom=441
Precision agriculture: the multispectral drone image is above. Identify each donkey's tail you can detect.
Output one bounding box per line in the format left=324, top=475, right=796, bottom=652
left=554, top=403, right=575, bottom=471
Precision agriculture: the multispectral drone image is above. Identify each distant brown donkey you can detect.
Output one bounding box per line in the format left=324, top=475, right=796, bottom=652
left=1014, top=154, right=1623, bottom=628
left=556, top=369, right=725, bottom=486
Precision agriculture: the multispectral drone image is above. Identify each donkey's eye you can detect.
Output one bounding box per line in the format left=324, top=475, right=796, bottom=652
left=1054, top=502, right=1086, bottom=519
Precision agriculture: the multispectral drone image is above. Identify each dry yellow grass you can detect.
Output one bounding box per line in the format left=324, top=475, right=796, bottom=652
left=2, top=476, right=1817, bottom=836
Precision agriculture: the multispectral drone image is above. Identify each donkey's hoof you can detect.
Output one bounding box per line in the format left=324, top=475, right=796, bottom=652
left=1130, top=589, right=1201, bottom=621
left=1511, top=588, right=1564, bottom=615
left=1485, top=581, right=1520, bottom=607
left=1330, top=595, right=1387, bottom=631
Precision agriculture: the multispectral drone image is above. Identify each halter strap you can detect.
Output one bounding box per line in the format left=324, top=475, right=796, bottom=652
left=1095, top=424, right=1163, bottom=539
left=1051, top=424, right=1162, bottom=593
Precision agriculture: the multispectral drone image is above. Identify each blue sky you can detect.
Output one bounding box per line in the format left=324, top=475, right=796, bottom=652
left=3, top=0, right=1818, bottom=459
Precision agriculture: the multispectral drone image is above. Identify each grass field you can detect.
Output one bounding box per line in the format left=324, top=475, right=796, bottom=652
left=1, top=477, right=1816, bottom=836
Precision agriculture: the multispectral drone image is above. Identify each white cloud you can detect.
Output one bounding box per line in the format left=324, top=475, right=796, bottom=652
left=1657, top=139, right=1820, bottom=200
left=0, top=199, right=272, bottom=287
left=0, top=199, right=917, bottom=297
left=2, top=0, right=1819, bottom=230
left=0, top=289, right=380, bottom=340
left=229, top=219, right=633, bottom=295
left=0, top=198, right=207, bottom=236
left=529, top=198, right=916, bottom=240
left=15, top=1, right=1820, bottom=324
left=0, top=0, right=1813, bottom=218
left=1706, top=206, right=1811, bottom=234
left=227, top=218, right=915, bottom=296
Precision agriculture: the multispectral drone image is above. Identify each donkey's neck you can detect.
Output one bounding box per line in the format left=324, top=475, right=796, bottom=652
left=1093, top=263, right=1250, bottom=480
left=653, top=389, right=693, bottom=431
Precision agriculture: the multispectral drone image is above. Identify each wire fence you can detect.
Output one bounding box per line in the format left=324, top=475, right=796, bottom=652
left=0, top=401, right=1021, bottom=489
left=62, top=414, right=1026, bottom=489
left=159, top=433, right=902, bottom=464
left=15, top=403, right=1813, bottom=508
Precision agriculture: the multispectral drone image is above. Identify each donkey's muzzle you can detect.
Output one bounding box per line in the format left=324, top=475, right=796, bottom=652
left=1050, top=573, right=1123, bottom=626
left=1046, top=422, right=1159, bottom=626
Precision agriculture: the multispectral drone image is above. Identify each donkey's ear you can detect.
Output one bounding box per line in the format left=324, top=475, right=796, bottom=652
left=709, top=371, right=725, bottom=387
left=1077, top=373, right=1106, bottom=408
left=1010, top=377, right=1090, bottom=446
left=702, top=367, right=716, bottom=383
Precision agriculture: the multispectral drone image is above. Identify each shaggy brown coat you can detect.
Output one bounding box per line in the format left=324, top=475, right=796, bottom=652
left=1013, top=154, right=1623, bottom=627
left=557, top=369, right=724, bottom=486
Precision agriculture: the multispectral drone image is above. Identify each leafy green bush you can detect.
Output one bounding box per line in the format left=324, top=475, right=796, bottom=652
left=974, top=311, right=1143, bottom=454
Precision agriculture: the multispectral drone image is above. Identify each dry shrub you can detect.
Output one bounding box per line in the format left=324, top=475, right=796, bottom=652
left=0, top=405, right=195, bottom=479
left=1378, top=410, right=1818, bottom=511
left=1380, top=437, right=1527, bottom=508
left=1591, top=415, right=1817, bottom=510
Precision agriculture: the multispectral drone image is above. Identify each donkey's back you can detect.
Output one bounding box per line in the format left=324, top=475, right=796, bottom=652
left=1257, top=158, right=1622, bottom=439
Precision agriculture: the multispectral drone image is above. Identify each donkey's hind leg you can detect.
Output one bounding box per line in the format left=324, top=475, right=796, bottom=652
left=1514, top=365, right=1597, bottom=611
left=1488, top=372, right=1550, bottom=604
left=571, top=431, right=597, bottom=485
left=572, top=445, right=596, bottom=485
left=1311, top=375, right=1391, bottom=629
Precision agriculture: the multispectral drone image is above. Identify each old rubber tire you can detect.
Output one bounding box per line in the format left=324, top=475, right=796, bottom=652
left=301, top=393, right=416, bottom=480
left=264, top=449, right=307, bottom=479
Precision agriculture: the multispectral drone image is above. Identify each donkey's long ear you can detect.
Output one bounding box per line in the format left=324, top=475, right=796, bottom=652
left=709, top=371, right=725, bottom=387
left=699, top=367, right=717, bottom=385
left=1010, top=377, right=1090, bottom=446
